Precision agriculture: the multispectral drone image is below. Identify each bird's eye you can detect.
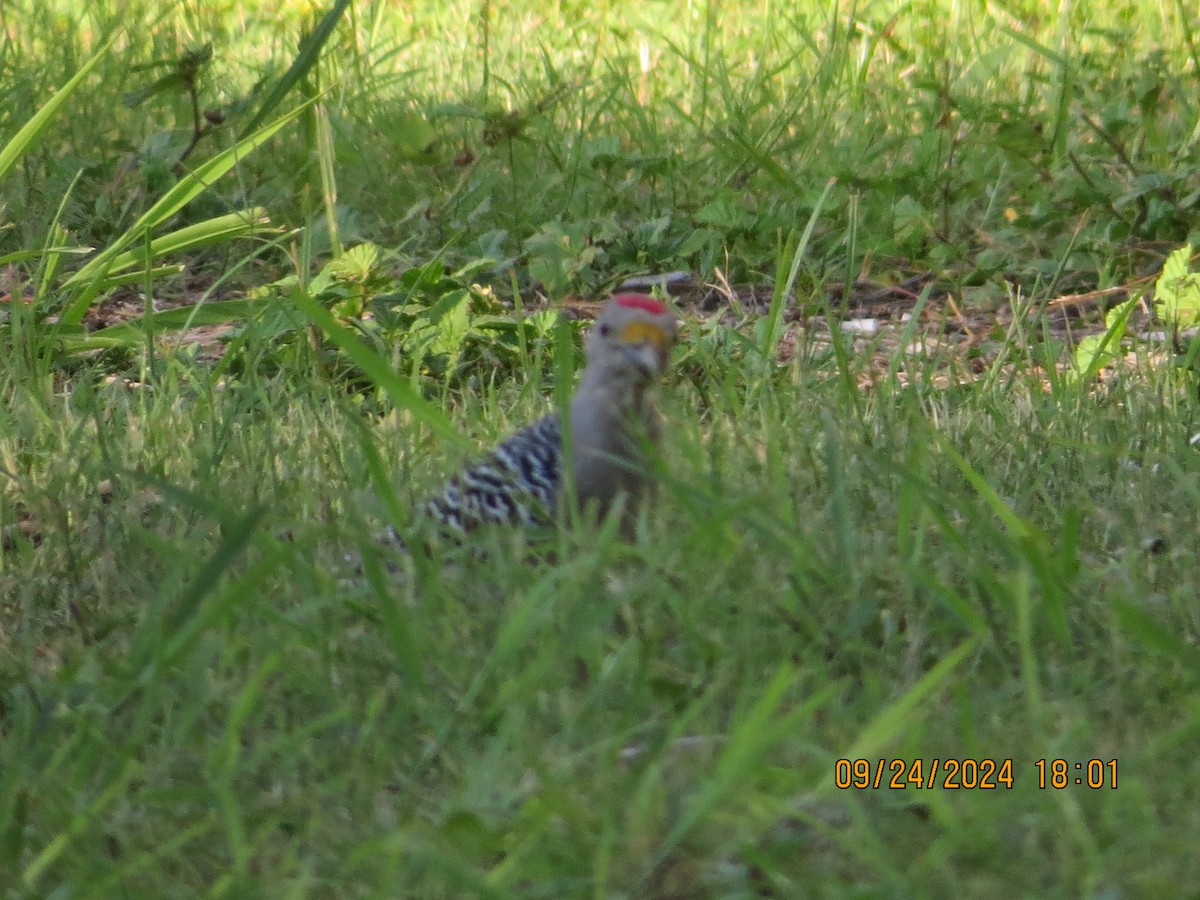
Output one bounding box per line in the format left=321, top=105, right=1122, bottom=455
left=598, top=323, right=612, bottom=337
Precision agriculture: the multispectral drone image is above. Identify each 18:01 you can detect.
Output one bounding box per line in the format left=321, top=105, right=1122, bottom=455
left=1035, top=759, right=1117, bottom=789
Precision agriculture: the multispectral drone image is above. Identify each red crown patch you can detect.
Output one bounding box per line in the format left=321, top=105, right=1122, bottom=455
left=612, top=293, right=668, bottom=315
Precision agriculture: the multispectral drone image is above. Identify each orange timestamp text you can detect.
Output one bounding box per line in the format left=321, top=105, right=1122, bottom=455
left=835, top=758, right=1119, bottom=790
left=835, top=757, right=1014, bottom=790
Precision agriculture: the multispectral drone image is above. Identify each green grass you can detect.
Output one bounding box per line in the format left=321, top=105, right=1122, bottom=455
left=2, top=0, right=1200, bottom=896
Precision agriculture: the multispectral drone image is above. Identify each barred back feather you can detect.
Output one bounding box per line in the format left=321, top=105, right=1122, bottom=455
left=423, top=413, right=563, bottom=535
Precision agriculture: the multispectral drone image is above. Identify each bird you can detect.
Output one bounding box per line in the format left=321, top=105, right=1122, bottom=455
left=414, top=293, right=678, bottom=540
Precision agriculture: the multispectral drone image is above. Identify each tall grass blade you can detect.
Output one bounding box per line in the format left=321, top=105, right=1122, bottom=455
left=844, top=638, right=977, bottom=760
left=242, top=0, right=353, bottom=133
left=59, top=108, right=309, bottom=325
left=290, top=288, right=468, bottom=450
left=0, top=32, right=118, bottom=183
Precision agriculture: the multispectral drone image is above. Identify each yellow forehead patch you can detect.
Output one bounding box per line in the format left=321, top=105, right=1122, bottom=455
left=619, top=320, right=667, bottom=348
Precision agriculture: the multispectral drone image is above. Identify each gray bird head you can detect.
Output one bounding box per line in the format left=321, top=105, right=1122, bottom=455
left=585, top=293, right=677, bottom=382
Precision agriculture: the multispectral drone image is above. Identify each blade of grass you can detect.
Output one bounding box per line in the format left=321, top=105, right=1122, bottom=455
left=290, top=287, right=468, bottom=450
left=762, top=176, right=837, bottom=361
left=99, top=209, right=275, bottom=278
left=647, top=668, right=835, bottom=879
left=59, top=106, right=310, bottom=325
left=1111, top=598, right=1200, bottom=674
left=843, top=637, right=978, bottom=761
left=0, top=31, right=119, bottom=183
left=22, top=759, right=138, bottom=890
left=242, top=0, right=353, bottom=133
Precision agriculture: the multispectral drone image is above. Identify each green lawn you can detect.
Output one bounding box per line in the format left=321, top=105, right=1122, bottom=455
left=2, top=0, right=1200, bottom=896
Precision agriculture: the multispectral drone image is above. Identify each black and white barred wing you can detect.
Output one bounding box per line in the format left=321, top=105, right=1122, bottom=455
left=423, top=414, right=563, bottom=534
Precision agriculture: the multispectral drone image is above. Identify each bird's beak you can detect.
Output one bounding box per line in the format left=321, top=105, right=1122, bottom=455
left=619, top=321, right=670, bottom=375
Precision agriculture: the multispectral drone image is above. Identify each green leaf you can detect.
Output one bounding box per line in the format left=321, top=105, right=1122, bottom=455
left=426, top=290, right=472, bottom=366
left=1072, top=296, right=1137, bottom=381
left=1153, top=244, right=1200, bottom=329
left=326, top=242, right=381, bottom=284
left=696, top=197, right=753, bottom=231
left=392, top=112, right=437, bottom=158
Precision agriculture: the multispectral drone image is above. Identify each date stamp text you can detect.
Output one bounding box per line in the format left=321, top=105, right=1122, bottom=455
left=834, top=758, right=1117, bottom=790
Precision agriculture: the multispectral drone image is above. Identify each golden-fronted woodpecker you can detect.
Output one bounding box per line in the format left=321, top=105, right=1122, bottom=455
left=420, top=293, right=677, bottom=537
